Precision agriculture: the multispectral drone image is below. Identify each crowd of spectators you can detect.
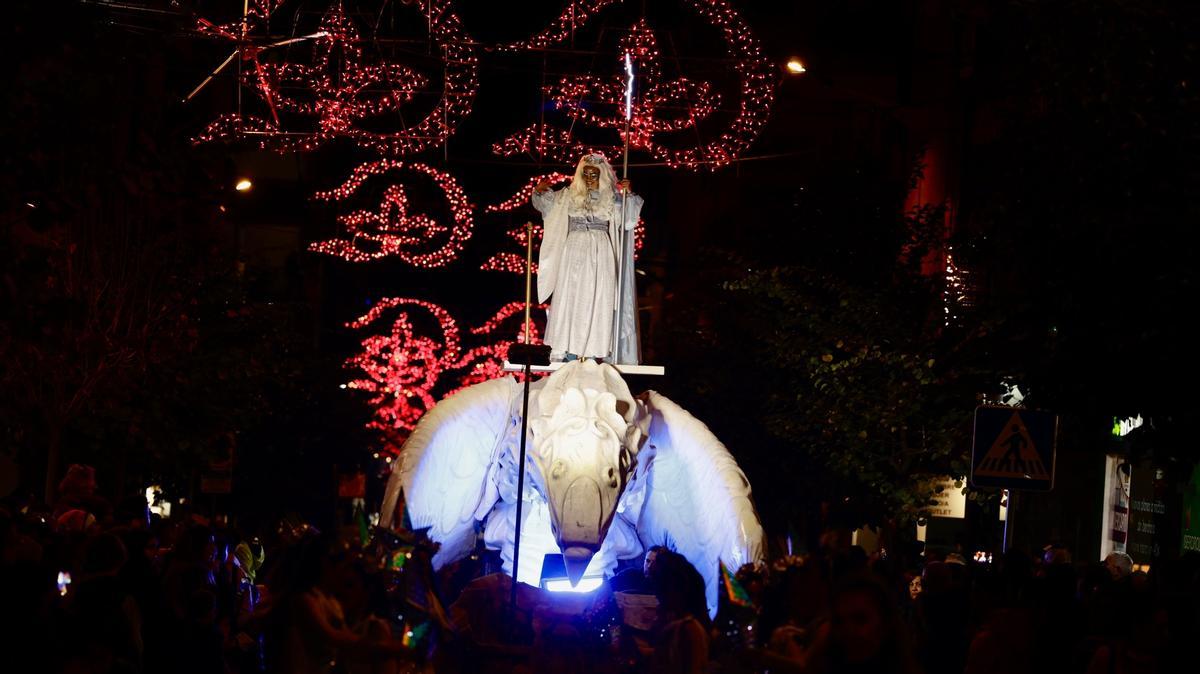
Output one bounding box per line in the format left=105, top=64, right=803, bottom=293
left=3, top=465, right=1198, bottom=674
left=727, top=542, right=1198, bottom=674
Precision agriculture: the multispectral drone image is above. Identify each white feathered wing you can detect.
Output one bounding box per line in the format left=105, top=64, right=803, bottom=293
left=634, top=391, right=764, bottom=616
left=380, top=376, right=519, bottom=569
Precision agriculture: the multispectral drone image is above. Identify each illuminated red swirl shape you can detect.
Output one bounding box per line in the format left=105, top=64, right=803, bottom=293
left=493, top=0, right=622, bottom=51
left=345, top=300, right=546, bottom=435
left=195, top=0, right=479, bottom=156
left=310, top=160, right=474, bottom=268
left=345, top=299, right=463, bottom=434
left=493, top=0, right=775, bottom=171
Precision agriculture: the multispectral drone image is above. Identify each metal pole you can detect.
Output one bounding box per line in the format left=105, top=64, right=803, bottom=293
left=185, top=50, right=240, bottom=103
left=1002, top=490, right=1017, bottom=553
left=523, top=222, right=534, bottom=346
left=237, top=0, right=248, bottom=121
left=612, top=53, right=634, bottom=363
left=509, top=222, right=536, bottom=617
left=612, top=147, right=629, bottom=363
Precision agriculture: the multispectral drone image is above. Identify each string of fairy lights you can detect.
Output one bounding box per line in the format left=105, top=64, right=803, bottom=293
left=344, top=298, right=546, bottom=438
left=193, top=0, right=774, bottom=169
left=309, top=160, right=474, bottom=267
left=194, top=0, right=478, bottom=156
left=190, top=0, right=782, bottom=444
left=344, top=298, right=462, bottom=434
left=193, top=0, right=285, bottom=39
left=494, top=0, right=620, bottom=51
left=482, top=173, right=573, bottom=214
left=494, top=17, right=719, bottom=164
left=491, top=1, right=775, bottom=169
left=672, top=0, right=777, bottom=169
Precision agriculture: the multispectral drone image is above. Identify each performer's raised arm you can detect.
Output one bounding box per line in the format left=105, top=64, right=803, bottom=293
left=531, top=178, right=556, bottom=216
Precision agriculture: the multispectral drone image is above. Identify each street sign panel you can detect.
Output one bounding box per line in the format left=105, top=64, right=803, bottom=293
left=971, top=406, right=1057, bottom=491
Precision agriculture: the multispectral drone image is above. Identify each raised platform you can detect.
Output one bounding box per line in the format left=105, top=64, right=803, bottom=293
left=502, top=361, right=665, bottom=376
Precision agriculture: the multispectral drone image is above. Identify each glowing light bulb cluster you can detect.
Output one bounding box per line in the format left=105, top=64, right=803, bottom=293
left=943, top=247, right=974, bottom=327
left=453, top=302, right=549, bottom=388
left=218, top=1, right=774, bottom=446
left=345, top=299, right=546, bottom=436
left=491, top=126, right=597, bottom=163
left=570, top=19, right=720, bottom=147
left=194, top=1, right=479, bottom=156
left=495, top=0, right=621, bottom=51
left=483, top=173, right=573, bottom=213
left=345, top=298, right=462, bottom=434
left=480, top=252, right=535, bottom=274
left=674, top=0, right=776, bottom=169
left=493, top=0, right=775, bottom=170
left=194, top=0, right=285, bottom=39
left=310, top=160, right=474, bottom=268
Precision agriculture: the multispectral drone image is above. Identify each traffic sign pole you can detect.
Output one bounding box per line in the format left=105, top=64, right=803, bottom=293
left=1002, top=490, right=1017, bottom=553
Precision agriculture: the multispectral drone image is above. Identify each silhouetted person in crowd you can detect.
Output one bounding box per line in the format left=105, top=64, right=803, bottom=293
left=178, top=588, right=229, bottom=674
left=964, top=566, right=1035, bottom=674
left=916, top=560, right=969, bottom=674
left=758, top=557, right=829, bottom=659
left=116, top=527, right=169, bottom=670
left=163, top=524, right=218, bottom=618
left=808, top=573, right=922, bottom=674
left=1085, top=590, right=1167, bottom=674
left=648, top=550, right=711, bottom=674
left=59, top=532, right=143, bottom=673
left=265, top=534, right=409, bottom=674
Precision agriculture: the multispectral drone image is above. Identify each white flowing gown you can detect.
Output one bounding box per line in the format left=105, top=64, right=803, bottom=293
left=533, top=187, right=642, bottom=360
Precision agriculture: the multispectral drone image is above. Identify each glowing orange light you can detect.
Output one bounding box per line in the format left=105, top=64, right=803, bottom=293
left=786, top=59, right=806, bottom=74
left=235, top=178, right=253, bottom=191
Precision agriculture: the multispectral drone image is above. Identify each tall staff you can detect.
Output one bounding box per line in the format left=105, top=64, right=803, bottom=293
left=612, top=52, right=635, bottom=363
left=508, top=221, right=543, bottom=618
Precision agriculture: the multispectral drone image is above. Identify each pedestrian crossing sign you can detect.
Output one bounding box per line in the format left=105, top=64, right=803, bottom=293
left=971, top=406, right=1057, bottom=491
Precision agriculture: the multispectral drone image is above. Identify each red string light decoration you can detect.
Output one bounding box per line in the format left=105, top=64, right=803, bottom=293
left=191, top=2, right=296, bottom=125
left=483, top=173, right=573, bottom=214
left=194, top=0, right=285, bottom=39
left=346, top=299, right=546, bottom=437
left=495, top=0, right=621, bottom=51
left=194, top=0, right=479, bottom=156
left=345, top=299, right=460, bottom=435
left=480, top=173, right=644, bottom=273
left=480, top=252, right=534, bottom=274
left=493, top=0, right=774, bottom=170
left=310, top=160, right=474, bottom=267
left=452, top=302, right=547, bottom=388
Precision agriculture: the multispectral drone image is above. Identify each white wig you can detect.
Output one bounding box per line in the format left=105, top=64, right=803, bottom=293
left=567, top=152, right=618, bottom=212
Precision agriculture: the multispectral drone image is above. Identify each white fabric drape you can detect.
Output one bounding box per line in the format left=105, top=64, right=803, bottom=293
left=534, top=188, right=642, bottom=362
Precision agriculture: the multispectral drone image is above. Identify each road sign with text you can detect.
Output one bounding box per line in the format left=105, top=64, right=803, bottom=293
left=971, top=406, right=1057, bottom=491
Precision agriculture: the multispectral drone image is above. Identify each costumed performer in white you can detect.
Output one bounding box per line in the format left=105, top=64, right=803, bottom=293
left=532, top=153, right=642, bottom=363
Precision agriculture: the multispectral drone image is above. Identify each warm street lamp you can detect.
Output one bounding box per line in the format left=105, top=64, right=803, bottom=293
left=235, top=178, right=253, bottom=192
